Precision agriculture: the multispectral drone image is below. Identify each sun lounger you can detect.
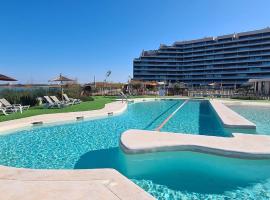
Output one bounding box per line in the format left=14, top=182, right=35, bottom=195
left=0, top=102, right=18, bottom=115
left=0, top=98, right=29, bottom=113
left=50, top=96, right=71, bottom=106
left=0, top=108, right=7, bottom=115
left=63, top=94, right=81, bottom=104
left=43, top=96, right=63, bottom=108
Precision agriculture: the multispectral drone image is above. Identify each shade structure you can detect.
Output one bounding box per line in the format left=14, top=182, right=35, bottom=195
left=0, top=74, right=17, bottom=81
left=50, top=74, right=75, bottom=100
left=51, top=74, right=74, bottom=82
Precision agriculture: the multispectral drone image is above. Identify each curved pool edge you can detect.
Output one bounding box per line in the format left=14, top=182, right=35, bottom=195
left=0, top=97, right=189, bottom=134
left=0, top=165, right=154, bottom=200
left=0, top=101, right=128, bottom=134
left=120, top=129, right=270, bottom=159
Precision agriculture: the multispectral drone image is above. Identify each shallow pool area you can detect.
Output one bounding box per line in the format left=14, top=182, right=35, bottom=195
left=228, top=104, right=270, bottom=135
left=0, top=99, right=269, bottom=199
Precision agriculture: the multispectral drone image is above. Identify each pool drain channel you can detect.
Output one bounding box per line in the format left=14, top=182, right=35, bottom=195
left=155, top=99, right=189, bottom=131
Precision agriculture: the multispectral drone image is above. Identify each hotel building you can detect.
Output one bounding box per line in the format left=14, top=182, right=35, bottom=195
left=133, top=28, right=270, bottom=88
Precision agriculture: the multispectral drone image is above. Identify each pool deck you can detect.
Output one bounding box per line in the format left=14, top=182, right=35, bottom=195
left=0, top=101, right=127, bottom=134
left=210, top=100, right=256, bottom=129
left=0, top=166, right=154, bottom=200
left=121, top=129, right=270, bottom=159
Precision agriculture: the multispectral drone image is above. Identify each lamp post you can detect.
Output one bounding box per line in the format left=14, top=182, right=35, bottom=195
left=103, top=70, right=111, bottom=96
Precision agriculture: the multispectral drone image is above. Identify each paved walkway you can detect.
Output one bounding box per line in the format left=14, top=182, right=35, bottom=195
left=121, top=129, right=270, bottom=159
left=0, top=166, right=154, bottom=200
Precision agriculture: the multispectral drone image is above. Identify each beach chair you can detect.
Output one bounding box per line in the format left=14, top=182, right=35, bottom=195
left=43, top=96, right=62, bottom=108
left=0, top=102, right=17, bottom=115
left=0, top=98, right=29, bottom=113
left=50, top=96, right=71, bottom=106
left=0, top=108, right=7, bottom=115
left=63, top=94, right=81, bottom=104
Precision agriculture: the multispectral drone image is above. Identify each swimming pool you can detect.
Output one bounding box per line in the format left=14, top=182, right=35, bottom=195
left=228, top=104, right=270, bottom=135
left=0, top=100, right=269, bottom=199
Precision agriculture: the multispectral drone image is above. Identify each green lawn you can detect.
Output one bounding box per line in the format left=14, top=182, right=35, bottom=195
left=0, top=96, right=116, bottom=122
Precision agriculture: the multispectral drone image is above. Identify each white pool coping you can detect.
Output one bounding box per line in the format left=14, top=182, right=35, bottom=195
left=210, top=100, right=256, bottom=129
left=0, top=165, right=154, bottom=200
left=121, top=129, right=270, bottom=159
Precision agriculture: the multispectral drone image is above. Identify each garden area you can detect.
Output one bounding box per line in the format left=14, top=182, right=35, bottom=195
left=0, top=96, right=116, bottom=122
left=0, top=85, right=117, bottom=122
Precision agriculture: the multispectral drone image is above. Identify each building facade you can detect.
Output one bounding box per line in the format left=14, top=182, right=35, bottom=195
left=133, top=28, right=270, bottom=88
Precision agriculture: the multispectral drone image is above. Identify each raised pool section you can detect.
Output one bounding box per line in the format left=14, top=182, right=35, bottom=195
left=228, top=104, right=270, bottom=135
left=210, top=100, right=256, bottom=129
left=121, top=129, right=270, bottom=159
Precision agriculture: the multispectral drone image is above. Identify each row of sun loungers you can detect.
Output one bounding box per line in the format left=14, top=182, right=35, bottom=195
left=0, top=98, right=30, bottom=115
left=44, top=94, right=81, bottom=108
left=0, top=94, right=82, bottom=115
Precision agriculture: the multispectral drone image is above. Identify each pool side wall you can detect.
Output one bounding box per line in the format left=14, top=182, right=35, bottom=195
left=209, top=100, right=256, bottom=129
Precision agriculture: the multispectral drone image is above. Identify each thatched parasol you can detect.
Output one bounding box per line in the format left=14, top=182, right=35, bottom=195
left=0, top=74, right=17, bottom=81
left=50, top=74, right=74, bottom=100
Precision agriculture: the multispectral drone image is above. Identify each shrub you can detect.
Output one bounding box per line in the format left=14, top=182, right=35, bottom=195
left=0, top=88, right=55, bottom=106
left=0, top=85, right=86, bottom=106
left=79, top=96, right=94, bottom=101
left=64, top=84, right=83, bottom=99
left=20, top=95, right=38, bottom=106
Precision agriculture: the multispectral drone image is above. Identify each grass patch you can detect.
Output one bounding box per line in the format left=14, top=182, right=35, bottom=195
left=0, top=96, right=116, bottom=122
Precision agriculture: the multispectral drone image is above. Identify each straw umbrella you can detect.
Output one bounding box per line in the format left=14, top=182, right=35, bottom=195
left=0, top=74, right=17, bottom=81
left=50, top=74, right=74, bottom=100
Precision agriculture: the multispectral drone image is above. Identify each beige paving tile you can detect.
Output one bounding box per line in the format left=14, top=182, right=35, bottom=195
left=0, top=166, right=154, bottom=200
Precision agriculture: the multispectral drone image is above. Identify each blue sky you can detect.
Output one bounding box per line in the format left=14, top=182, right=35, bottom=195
left=0, top=0, right=270, bottom=84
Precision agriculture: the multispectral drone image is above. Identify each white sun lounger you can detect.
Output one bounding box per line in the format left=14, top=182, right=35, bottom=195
left=0, top=102, right=18, bottom=115
left=43, top=96, right=63, bottom=108
left=0, top=98, right=29, bottom=114
left=63, top=94, right=81, bottom=104
left=50, top=96, right=71, bottom=106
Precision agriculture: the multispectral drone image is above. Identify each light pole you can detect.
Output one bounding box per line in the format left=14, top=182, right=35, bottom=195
left=103, top=70, right=111, bottom=96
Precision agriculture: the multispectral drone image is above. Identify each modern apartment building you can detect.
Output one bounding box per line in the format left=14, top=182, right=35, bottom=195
left=133, top=28, right=270, bottom=88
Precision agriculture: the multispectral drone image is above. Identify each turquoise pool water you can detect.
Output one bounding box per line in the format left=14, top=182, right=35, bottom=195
left=0, top=100, right=269, bottom=199
left=228, top=104, right=270, bottom=135
left=161, top=100, right=230, bottom=136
